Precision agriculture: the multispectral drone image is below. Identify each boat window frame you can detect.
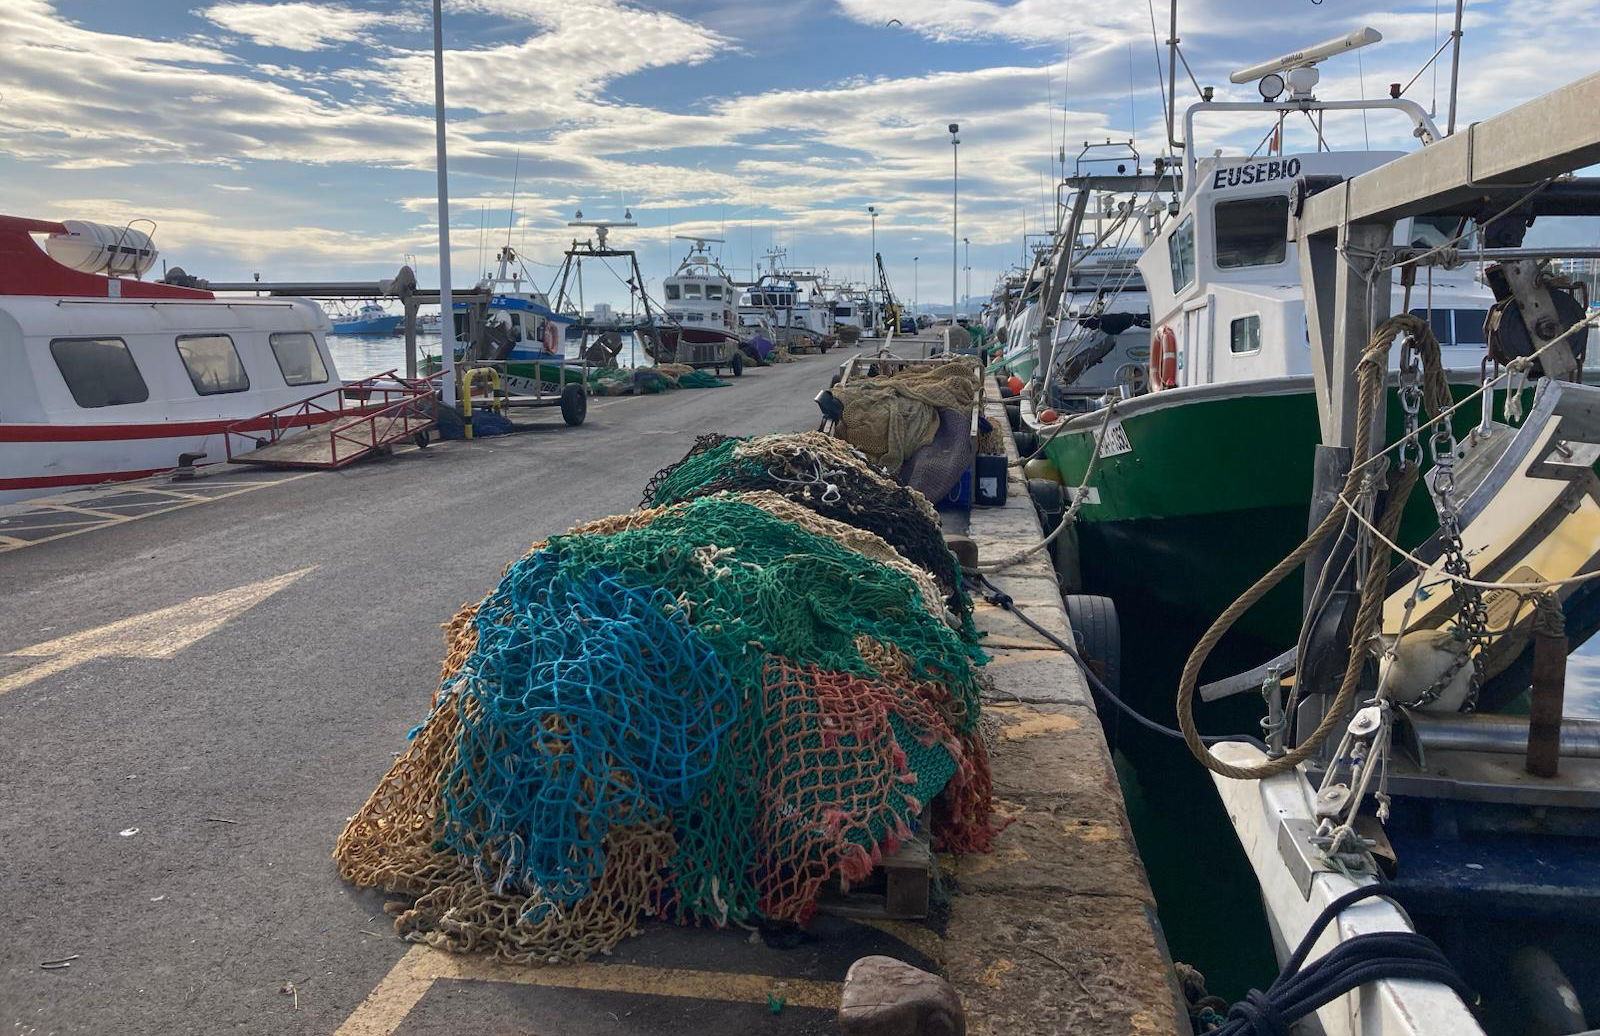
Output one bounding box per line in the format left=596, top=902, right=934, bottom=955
left=1168, top=214, right=1196, bottom=292
left=49, top=336, right=151, bottom=409
left=682, top=282, right=703, bottom=299
left=1229, top=313, right=1263, bottom=355
left=705, top=284, right=724, bottom=301
left=268, top=331, right=330, bottom=387
left=175, top=332, right=251, bottom=396
left=664, top=283, right=682, bottom=301
left=1213, top=195, right=1291, bottom=269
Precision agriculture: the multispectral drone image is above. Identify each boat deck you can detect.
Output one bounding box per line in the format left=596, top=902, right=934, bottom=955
left=0, top=338, right=1179, bottom=1036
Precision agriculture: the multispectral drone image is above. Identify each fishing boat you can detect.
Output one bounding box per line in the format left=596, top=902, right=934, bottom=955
left=331, top=302, right=403, bottom=335
left=1027, top=31, right=1497, bottom=646
left=650, top=236, right=748, bottom=374
left=0, top=214, right=344, bottom=503
left=738, top=249, right=835, bottom=353
left=1187, top=57, right=1600, bottom=1036
left=435, top=245, right=579, bottom=393
left=826, top=283, right=870, bottom=344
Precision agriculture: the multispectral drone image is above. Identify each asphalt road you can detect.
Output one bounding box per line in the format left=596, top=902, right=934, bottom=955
left=0, top=350, right=922, bottom=1036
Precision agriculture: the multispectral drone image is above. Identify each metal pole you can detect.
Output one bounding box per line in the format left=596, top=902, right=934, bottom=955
left=950, top=124, right=960, bottom=325
left=1167, top=0, right=1180, bottom=150
left=964, top=237, right=970, bottom=309
left=913, top=257, right=918, bottom=316
left=431, top=0, right=456, bottom=408
left=1445, top=0, right=1465, bottom=135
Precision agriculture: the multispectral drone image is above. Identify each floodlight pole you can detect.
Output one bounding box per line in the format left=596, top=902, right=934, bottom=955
left=431, top=0, right=456, bottom=407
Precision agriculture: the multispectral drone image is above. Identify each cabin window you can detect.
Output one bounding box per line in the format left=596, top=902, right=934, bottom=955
left=664, top=283, right=681, bottom=301
left=1230, top=315, right=1262, bottom=354
left=1214, top=196, right=1289, bottom=268
left=682, top=283, right=703, bottom=299
left=50, top=337, right=149, bottom=408
left=269, top=332, right=330, bottom=386
left=1408, top=308, right=1490, bottom=348
left=1168, top=215, right=1196, bottom=290
left=834, top=306, right=852, bottom=317
left=176, top=333, right=250, bottom=395
left=705, top=284, right=723, bottom=300
left=1455, top=310, right=1488, bottom=346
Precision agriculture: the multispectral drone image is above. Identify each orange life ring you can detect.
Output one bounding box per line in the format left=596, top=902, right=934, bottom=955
left=543, top=319, right=559, bottom=354
left=1151, top=326, right=1179, bottom=389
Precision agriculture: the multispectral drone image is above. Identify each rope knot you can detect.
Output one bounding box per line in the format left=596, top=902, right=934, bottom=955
left=1226, top=988, right=1291, bottom=1036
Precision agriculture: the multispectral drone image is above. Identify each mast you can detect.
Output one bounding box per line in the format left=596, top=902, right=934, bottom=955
left=1445, top=0, right=1466, bottom=135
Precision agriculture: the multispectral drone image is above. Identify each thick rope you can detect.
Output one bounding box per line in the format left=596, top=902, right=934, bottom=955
left=1177, top=314, right=1442, bottom=781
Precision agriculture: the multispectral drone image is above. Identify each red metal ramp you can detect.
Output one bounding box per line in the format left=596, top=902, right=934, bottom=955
left=225, top=372, right=437, bottom=470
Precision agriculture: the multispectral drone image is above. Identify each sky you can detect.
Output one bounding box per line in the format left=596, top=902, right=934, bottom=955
left=3, top=0, right=1598, bottom=311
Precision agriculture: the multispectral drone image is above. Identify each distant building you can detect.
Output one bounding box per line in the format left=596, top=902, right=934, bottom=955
left=588, top=302, right=615, bottom=322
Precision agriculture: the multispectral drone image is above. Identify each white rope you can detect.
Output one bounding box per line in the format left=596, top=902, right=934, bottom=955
left=973, top=401, right=1118, bottom=572
left=1335, top=491, right=1600, bottom=592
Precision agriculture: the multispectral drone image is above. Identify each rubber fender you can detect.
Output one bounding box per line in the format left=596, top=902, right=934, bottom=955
left=1063, top=594, right=1120, bottom=697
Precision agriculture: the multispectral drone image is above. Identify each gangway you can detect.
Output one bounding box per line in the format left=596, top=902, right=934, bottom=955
left=223, top=372, right=437, bottom=469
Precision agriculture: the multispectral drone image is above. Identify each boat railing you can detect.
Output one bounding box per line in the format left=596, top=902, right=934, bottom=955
left=223, top=370, right=437, bottom=465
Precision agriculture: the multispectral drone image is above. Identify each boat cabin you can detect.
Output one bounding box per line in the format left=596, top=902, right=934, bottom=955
left=0, top=214, right=344, bottom=502
left=1139, top=138, right=1491, bottom=392
left=662, top=238, right=738, bottom=334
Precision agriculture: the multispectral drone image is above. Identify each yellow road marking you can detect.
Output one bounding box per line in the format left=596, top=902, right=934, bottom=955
left=860, top=919, right=946, bottom=965
left=335, top=943, right=841, bottom=1036
left=0, top=567, right=314, bottom=697
left=38, top=503, right=137, bottom=520
left=0, top=474, right=312, bottom=554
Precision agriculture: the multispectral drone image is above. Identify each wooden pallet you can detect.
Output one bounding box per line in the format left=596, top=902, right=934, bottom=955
left=815, top=831, right=932, bottom=920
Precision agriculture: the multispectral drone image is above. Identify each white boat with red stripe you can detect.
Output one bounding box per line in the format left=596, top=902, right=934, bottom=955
left=0, top=214, right=352, bottom=503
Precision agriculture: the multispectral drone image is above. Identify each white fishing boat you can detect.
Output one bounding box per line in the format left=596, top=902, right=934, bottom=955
left=0, top=214, right=346, bottom=503
left=738, top=249, right=835, bottom=353
left=652, top=236, right=750, bottom=372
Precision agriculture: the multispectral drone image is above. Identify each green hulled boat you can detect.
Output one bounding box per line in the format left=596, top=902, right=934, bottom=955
left=1024, top=100, right=1501, bottom=652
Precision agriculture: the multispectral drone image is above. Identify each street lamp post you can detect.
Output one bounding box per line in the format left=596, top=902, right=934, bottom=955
left=431, top=0, right=456, bottom=407
left=913, top=256, right=919, bottom=318
left=949, top=123, right=959, bottom=326
left=963, top=236, right=970, bottom=315
left=867, top=204, right=878, bottom=333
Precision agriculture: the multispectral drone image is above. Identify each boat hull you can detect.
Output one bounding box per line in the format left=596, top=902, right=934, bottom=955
left=1036, top=379, right=1493, bottom=647
left=331, top=316, right=403, bottom=335
left=0, top=409, right=351, bottom=504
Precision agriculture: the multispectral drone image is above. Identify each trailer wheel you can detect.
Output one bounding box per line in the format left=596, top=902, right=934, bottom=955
left=731, top=351, right=745, bottom=377
left=1064, top=594, right=1120, bottom=697
left=560, top=384, right=587, bottom=426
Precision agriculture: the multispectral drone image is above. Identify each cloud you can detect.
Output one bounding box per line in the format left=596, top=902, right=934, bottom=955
left=197, top=2, right=415, bottom=51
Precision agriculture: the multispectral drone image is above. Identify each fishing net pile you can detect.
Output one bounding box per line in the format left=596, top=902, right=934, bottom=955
left=587, top=364, right=731, bottom=396
left=642, top=431, right=973, bottom=626
left=335, top=448, right=995, bottom=965
left=831, top=359, right=981, bottom=473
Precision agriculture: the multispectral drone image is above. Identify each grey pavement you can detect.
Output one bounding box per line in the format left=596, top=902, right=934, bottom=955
left=0, top=351, right=881, bottom=1036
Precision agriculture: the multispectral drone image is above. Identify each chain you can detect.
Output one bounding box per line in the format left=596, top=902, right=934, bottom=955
left=1429, top=496, right=1492, bottom=711
left=1397, top=339, right=1424, bottom=468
